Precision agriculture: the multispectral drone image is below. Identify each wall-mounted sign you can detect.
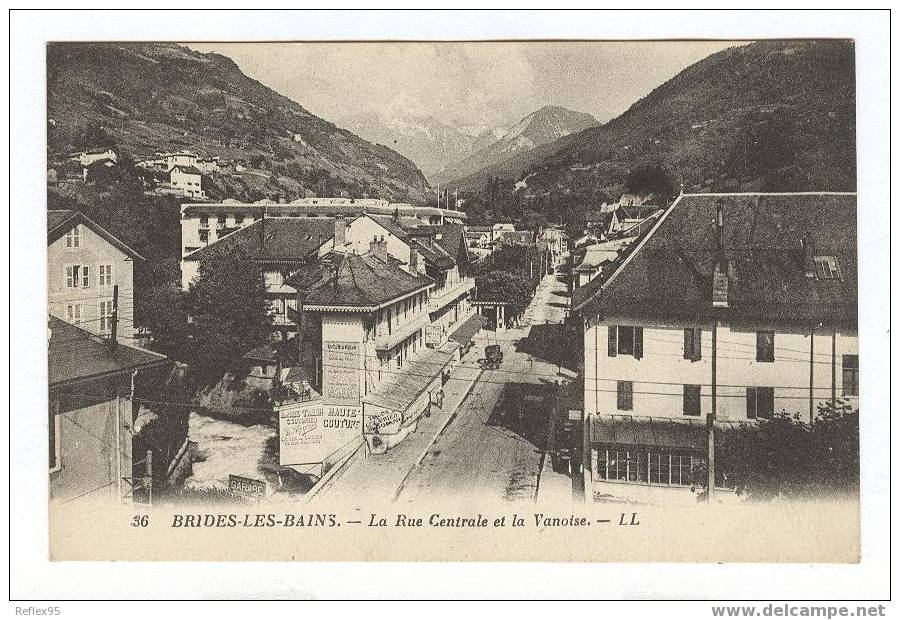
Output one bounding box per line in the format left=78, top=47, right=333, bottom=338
left=279, top=398, right=362, bottom=466
left=425, top=325, right=443, bottom=347
left=322, top=341, right=361, bottom=405
left=228, top=474, right=267, bottom=499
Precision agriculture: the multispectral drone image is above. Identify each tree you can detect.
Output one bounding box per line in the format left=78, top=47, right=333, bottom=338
left=475, top=268, right=539, bottom=322
left=186, top=246, right=270, bottom=384
left=624, top=163, right=676, bottom=200
left=717, top=400, right=859, bottom=501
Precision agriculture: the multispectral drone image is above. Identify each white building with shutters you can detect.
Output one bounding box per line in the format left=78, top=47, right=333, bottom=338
left=572, top=192, right=859, bottom=504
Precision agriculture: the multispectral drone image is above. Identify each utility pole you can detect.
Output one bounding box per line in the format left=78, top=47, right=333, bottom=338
left=109, top=284, right=119, bottom=350
left=145, top=449, right=153, bottom=507
left=708, top=321, right=716, bottom=503
left=809, top=327, right=815, bottom=424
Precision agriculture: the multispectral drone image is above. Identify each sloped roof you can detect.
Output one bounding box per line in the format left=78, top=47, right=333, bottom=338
left=591, top=415, right=748, bottom=450
left=48, top=315, right=169, bottom=387
left=183, top=217, right=334, bottom=263
left=170, top=165, right=203, bottom=175
left=615, top=205, right=661, bottom=220
left=413, top=239, right=456, bottom=270
left=367, top=214, right=410, bottom=241
left=292, top=252, right=433, bottom=310
left=576, top=193, right=858, bottom=327
left=47, top=210, right=144, bottom=260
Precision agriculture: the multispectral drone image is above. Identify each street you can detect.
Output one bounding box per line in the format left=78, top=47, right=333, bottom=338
left=315, top=272, right=578, bottom=505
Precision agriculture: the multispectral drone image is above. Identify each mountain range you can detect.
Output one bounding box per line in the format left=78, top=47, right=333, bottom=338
left=47, top=42, right=429, bottom=202
left=449, top=40, right=856, bottom=196
left=431, top=105, right=599, bottom=186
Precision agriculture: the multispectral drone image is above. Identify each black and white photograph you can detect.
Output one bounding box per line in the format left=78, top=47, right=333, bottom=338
left=10, top=8, right=891, bottom=604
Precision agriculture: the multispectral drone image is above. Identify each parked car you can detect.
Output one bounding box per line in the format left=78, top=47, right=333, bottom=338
left=480, top=344, right=504, bottom=370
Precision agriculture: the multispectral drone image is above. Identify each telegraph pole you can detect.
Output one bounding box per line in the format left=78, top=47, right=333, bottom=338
left=110, top=284, right=119, bottom=350
left=708, top=322, right=716, bottom=503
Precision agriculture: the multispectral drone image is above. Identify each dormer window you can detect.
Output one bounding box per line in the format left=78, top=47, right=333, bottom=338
left=814, top=256, right=842, bottom=280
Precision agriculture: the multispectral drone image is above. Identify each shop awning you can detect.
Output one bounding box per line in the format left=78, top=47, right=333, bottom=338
left=362, top=340, right=460, bottom=413
left=448, top=313, right=487, bottom=346
left=591, top=415, right=749, bottom=452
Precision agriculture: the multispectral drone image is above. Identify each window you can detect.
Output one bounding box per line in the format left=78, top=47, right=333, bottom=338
left=199, top=215, right=209, bottom=227
left=49, top=404, right=61, bottom=472
left=65, top=225, right=80, bottom=248
left=683, top=385, right=701, bottom=416
left=616, top=381, right=633, bottom=411
left=66, top=304, right=81, bottom=323
left=65, top=265, right=89, bottom=288
left=746, top=386, right=775, bottom=419
left=235, top=215, right=244, bottom=225
left=99, top=300, right=114, bottom=332
left=683, top=327, right=702, bottom=361
left=217, top=214, right=226, bottom=227
left=814, top=256, right=842, bottom=280
left=608, top=326, right=643, bottom=359
left=199, top=230, right=209, bottom=243
left=99, top=264, right=113, bottom=286
left=756, top=330, right=775, bottom=362
left=596, top=448, right=700, bottom=487
left=842, top=355, right=859, bottom=396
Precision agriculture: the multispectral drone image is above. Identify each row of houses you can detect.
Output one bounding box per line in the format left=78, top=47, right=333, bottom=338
left=179, top=200, right=480, bottom=472
left=566, top=191, right=859, bottom=504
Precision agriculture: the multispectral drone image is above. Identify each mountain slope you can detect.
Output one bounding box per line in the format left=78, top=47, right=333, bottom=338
left=342, top=111, right=501, bottom=180
left=47, top=42, right=429, bottom=202
left=453, top=40, right=856, bottom=196
left=433, top=105, right=599, bottom=185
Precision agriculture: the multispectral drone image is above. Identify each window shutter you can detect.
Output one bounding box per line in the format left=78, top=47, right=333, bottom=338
left=683, top=328, right=692, bottom=360
left=746, top=388, right=757, bottom=419
left=624, top=381, right=633, bottom=410
left=608, top=326, right=617, bottom=357
left=694, top=328, right=702, bottom=361
left=633, top=327, right=643, bottom=359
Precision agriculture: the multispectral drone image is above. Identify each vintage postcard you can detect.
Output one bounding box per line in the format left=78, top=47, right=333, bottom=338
left=44, top=36, right=864, bottom=565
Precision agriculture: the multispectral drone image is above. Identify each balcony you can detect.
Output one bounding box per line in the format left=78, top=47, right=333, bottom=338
left=428, top=278, right=475, bottom=312
left=375, top=312, right=430, bottom=352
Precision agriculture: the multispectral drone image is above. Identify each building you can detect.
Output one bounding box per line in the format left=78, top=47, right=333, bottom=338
left=179, top=200, right=467, bottom=258
left=48, top=315, right=170, bottom=504
left=70, top=147, right=117, bottom=167
left=163, top=150, right=199, bottom=170
left=48, top=210, right=142, bottom=340
left=169, top=165, right=205, bottom=198
left=572, top=192, right=858, bottom=503
left=195, top=157, right=220, bottom=174
left=180, top=216, right=336, bottom=329
left=607, top=205, right=662, bottom=237
left=285, top=250, right=439, bottom=454
left=539, top=227, right=568, bottom=269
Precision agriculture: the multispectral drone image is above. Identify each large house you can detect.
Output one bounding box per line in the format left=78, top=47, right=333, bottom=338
left=169, top=165, right=205, bottom=198
left=572, top=192, right=858, bottom=504
left=49, top=316, right=170, bottom=504
left=48, top=210, right=141, bottom=340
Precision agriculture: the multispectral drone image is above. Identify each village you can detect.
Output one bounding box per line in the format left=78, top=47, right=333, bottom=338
left=48, top=142, right=859, bottom=509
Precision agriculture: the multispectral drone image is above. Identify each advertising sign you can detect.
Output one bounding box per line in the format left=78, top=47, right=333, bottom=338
left=425, top=325, right=443, bottom=347
left=279, top=398, right=362, bottom=466
left=228, top=474, right=267, bottom=499
left=322, top=341, right=361, bottom=405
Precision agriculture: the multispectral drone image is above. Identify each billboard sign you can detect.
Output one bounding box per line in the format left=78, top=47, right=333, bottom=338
left=322, top=341, right=361, bottom=405
left=228, top=474, right=267, bottom=499
left=279, top=398, right=362, bottom=466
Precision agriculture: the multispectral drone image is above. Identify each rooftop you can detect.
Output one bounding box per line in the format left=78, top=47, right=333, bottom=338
left=290, top=251, right=434, bottom=310
left=49, top=315, right=169, bottom=387
left=183, top=217, right=334, bottom=264
left=47, top=210, right=144, bottom=260
left=575, top=192, right=858, bottom=326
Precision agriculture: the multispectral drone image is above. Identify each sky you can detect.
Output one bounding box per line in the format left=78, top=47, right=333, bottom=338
left=188, top=41, right=739, bottom=133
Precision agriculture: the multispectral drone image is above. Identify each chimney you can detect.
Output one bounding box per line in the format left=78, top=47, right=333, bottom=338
left=370, top=235, right=388, bottom=263
left=712, top=200, right=729, bottom=307
left=334, top=216, right=347, bottom=248
left=409, top=245, right=420, bottom=273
